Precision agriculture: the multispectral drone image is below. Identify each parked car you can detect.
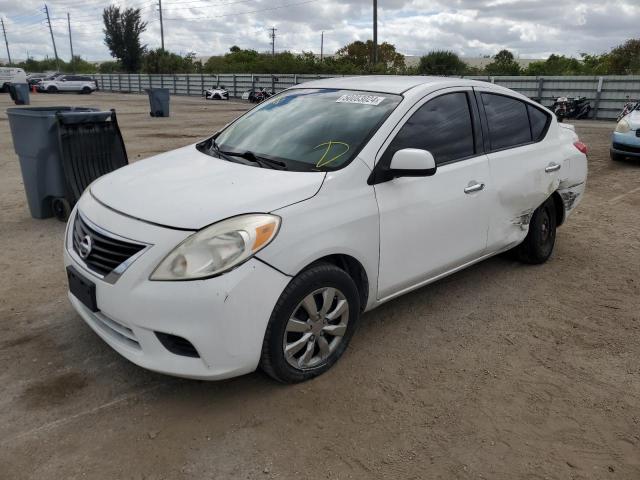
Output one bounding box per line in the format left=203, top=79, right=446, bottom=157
left=26, top=72, right=49, bottom=86
left=611, top=105, right=640, bottom=161
left=64, top=76, right=588, bottom=383
left=203, top=85, right=229, bottom=100
left=0, top=67, right=27, bottom=92
left=38, top=74, right=97, bottom=94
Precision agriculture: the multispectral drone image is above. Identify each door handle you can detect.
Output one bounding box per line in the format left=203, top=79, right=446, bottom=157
left=464, top=182, right=485, bottom=194
left=545, top=163, right=561, bottom=173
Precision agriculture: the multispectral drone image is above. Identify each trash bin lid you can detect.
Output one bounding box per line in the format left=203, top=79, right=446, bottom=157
left=6, top=106, right=100, bottom=117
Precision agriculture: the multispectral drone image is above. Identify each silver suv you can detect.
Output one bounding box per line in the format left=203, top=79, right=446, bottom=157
left=38, top=75, right=97, bottom=94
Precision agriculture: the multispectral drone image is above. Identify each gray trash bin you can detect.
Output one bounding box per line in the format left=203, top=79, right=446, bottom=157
left=6, top=106, right=100, bottom=219
left=8, top=83, right=30, bottom=105
left=145, top=88, right=170, bottom=117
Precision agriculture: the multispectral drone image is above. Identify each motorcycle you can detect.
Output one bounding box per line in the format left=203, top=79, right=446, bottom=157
left=203, top=85, right=229, bottom=100
left=551, top=96, right=591, bottom=122
left=242, top=87, right=273, bottom=103
left=617, top=97, right=638, bottom=122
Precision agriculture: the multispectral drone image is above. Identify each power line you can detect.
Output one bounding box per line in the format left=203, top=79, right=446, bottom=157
left=1, top=19, right=12, bottom=65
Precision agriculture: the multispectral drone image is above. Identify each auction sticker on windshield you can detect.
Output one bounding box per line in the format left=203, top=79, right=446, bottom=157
left=336, top=94, right=386, bottom=106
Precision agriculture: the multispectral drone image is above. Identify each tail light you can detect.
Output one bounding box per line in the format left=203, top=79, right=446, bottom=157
left=573, top=141, right=588, bottom=155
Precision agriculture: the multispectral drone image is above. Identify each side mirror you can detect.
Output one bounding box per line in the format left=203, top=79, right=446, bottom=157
left=368, top=148, right=437, bottom=185
left=390, top=148, right=436, bottom=176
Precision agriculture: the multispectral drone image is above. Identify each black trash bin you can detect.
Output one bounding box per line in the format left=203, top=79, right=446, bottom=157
left=145, top=88, right=170, bottom=117
left=6, top=107, right=128, bottom=220
left=8, top=83, right=30, bottom=105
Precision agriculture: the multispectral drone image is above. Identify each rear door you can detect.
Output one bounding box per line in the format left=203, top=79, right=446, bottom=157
left=375, top=87, right=491, bottom=300
left=475, top=89, right=560, bottom=251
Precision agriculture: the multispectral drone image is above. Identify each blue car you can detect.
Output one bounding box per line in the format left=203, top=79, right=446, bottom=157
left=611, top=105, right=640, bottom=161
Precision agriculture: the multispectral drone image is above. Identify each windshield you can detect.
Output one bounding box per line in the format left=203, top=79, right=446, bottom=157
left=211, top=88, right=401, bottom=171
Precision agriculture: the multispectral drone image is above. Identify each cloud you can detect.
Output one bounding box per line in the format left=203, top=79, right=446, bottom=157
left=1, top=0, right=638, bottom=61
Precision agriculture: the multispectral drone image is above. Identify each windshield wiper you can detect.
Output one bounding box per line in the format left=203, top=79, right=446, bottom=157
left=218, top=149, right=288, bottom=170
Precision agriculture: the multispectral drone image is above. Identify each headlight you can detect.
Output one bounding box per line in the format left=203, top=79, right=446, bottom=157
left=615, top=119, right=631, bottom=133
left=150, top=214, right=280, bottom=281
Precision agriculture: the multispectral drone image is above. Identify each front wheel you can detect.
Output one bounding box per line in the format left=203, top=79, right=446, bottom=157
left=611, top=151, right=625, bottom=162
left=514, top=197, right=557, bottom=264
left=260, top=263, right=360, bottom=383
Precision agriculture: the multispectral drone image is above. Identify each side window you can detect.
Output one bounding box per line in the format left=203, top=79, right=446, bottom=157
left=527, top=104, right=550, bottom=141
left=382, top=92, right=476, bottom=166
left=481, top=93, right=531, bottom=150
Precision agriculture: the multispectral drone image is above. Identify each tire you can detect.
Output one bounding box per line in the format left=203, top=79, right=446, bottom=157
left=611, top=151, right=625, bottom=162
left=52, top=198, right=71, bottom=222
left=47, top=86, right=58, bottom=93
left=514, top=197, right=557, bottom=264
left=81, top=87, right=91, bottom=94
left=260, top=263, right=360, bottom=383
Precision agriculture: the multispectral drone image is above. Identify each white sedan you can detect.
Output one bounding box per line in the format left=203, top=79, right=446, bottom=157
left=64, top=76, right=588, bottom=383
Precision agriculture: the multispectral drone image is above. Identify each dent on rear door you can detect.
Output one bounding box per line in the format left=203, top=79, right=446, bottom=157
left=489, top=141, right=562, bottom=248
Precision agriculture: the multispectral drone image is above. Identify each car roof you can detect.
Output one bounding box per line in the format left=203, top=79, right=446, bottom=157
left=290, top=75, right=489, bottom=95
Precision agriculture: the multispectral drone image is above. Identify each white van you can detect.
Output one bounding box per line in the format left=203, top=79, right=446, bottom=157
left=0, top=67, right=27, bottom=92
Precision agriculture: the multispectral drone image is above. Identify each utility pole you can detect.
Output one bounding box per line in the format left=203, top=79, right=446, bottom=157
left=269, top=27, right=277, bottom=56
left=158, top=0, right=164, bottom=50
left=1, top=19, right=11, bottom=66
left=44, top=4, right=60, bottom=70
left=320, top=31, right=324, bottom=61
left=372, top=0, right=378, bottom=65
left=67, top=13, right=74, bottom=63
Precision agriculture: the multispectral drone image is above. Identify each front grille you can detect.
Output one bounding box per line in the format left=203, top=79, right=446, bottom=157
left=73, top=214, right=145, bottom=277
left=613, top=142, right=640, bottom=154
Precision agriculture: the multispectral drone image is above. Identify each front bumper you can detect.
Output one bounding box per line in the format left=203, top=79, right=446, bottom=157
left=611, top=131, right=640, bottom=158
left=64, top=193, right=290, bottom=380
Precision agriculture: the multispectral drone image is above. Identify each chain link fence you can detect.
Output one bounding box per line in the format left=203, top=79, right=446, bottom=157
left=91, top=73, right=640, bottom=120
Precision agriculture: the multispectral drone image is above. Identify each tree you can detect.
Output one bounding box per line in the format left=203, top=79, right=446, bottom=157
left=485, top=49, right=521, bottom=75
left=335, top=40, right=405, bottom=72
left=418, top=50, right=467, bottom=76
left=607, top=39, right=640, bottom=74
left=103, top=6, right=147, bottom=72
left=525, top=54, right=583, bottom=76
left=142, top=49, right=197, bottom=74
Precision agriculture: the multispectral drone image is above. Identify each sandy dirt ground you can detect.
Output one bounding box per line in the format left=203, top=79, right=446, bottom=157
left=0, top=92, right=639, bottom=480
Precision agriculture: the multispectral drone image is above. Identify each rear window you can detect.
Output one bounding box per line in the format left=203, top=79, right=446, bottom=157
left=528, top=104, right=550, bottom=141
left=481, top=93, right=532, bottom=150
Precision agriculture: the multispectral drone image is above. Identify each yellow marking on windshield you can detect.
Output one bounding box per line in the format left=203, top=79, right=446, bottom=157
left=314, top=141, right=350, bottom=168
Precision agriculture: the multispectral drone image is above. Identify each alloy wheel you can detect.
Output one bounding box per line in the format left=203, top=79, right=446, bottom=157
left=283, top=287, right=349, bottom=370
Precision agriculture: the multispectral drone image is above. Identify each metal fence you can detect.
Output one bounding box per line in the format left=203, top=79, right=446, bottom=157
left=91, top=73, right=640, bottom=120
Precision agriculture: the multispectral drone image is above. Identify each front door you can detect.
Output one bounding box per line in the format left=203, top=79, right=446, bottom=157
left=375, top=88, right=491, bottom=300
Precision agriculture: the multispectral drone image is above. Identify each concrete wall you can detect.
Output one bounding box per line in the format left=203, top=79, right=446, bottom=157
left=92, top=73, right=640, bottom=120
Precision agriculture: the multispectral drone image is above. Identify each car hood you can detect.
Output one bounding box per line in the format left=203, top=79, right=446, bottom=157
left=90, top=144, right=325, bottom=230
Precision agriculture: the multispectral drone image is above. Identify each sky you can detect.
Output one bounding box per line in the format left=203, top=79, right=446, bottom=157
left=1, top=0, right=639, bottom=62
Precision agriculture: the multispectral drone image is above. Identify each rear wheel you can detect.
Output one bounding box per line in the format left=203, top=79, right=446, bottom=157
left=81, top=86, right=91, bottom=94
left=514, top=197, right=557, bottom=264
left=52, top=198, right=71, bottom=222
left=47, top=86, right=58, bottom=93
left=260, top=263, right=360, bottom=383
